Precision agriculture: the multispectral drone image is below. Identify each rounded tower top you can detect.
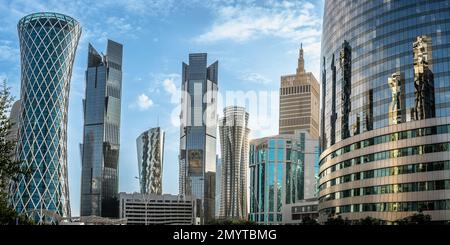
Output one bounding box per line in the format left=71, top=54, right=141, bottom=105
left=18, top=12, right=80, bottom=30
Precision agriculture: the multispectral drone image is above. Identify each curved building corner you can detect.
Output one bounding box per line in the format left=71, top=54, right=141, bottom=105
left=319, top=0, right=450, bottom=223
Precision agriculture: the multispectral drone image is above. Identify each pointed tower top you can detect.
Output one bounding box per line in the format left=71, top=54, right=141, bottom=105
left=297, top=43, right=305, bottom=75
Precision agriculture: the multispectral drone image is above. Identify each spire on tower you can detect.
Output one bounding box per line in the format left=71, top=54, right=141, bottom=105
left=297, top=43, right=305, bottom=74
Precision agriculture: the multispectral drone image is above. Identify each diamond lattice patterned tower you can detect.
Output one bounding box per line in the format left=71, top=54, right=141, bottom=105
left=10, top=12, right=81, bottom=223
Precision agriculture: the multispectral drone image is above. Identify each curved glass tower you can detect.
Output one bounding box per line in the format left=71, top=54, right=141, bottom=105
left=136, top=127, right=165, bottom=195
left=319, top=0, right=450, bottom=223
left=11, top=12, right=81, bottom=223
left=218, top=106, right=250, bottom=220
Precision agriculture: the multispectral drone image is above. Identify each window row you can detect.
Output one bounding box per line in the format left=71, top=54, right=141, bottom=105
left=320, top=179, right=450, bottom=202
left=320, top=124, right=450, bottom=170
left=321, top=199, right=450, bottom=215
left=320, top=161, right=450, bottom=191
left=280, top=85, right=311, bottom=95
left=321, top=142, right=450, bottom=178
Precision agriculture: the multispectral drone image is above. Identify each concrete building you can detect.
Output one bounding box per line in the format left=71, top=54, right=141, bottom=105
left=319, top=0, right=450, bottom=223
left=282, top=198, right=319, bottom=224
left=119, top=193, right=196, bottom=225
left=279, top=44, right=320, bottom=137
left=218, top=106, right=250, bottom=220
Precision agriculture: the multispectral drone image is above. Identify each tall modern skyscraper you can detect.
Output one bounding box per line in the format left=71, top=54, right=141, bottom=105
left=80, top=40, right=123, bottom=218
left=218, top=106, right=250, bottom=220
left=319, top=0, right=450, bottom=223
left=179, top=53, right=218, bottom=224
left=10, top=12, right=81, bottom=223
left=136, top=127, right=164, bottom=195
left=279, top=44, right=320, bottom=137
left=249, top=131, right=320, bottom=224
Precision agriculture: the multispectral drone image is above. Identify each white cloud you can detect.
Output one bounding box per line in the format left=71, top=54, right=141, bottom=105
left=195, top=1, right=322, bottom=44
left=240, top=72, right=271, bottom=84
left=112, top=0, right=176, bottom=16
left=136, top=94, right=154, bottom=111
left=287, top=41, right=322, bottom=78
left=161, top=74, right=180, bottom=103
left=0, top=43, right=19, bottom=62
left=163, top=77, right=177, bottom=95
left=106, top=16, right=140, bottom=35
left=0, top=0, right=175, bottom=47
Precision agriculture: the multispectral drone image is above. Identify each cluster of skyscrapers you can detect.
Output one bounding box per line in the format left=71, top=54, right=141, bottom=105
left=5, top=0, right=450, bottom=225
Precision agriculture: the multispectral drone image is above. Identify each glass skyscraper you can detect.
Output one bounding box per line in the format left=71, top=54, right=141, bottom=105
left=10, top=12, right=81, bottom=223
left=179, top=53, right=218, bottom=224
left=249, top=131, right=319, bottom=224
left=218, top=106, right=250, bottom=220
left=136, top=127, right=165, bottom=195
left=80, top=40, right=123, bottom=218
left=319, top=0, right=450, bottom=223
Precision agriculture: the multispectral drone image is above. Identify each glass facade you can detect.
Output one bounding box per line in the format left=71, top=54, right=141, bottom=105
left=319, top=0, right=450, bottom=222
left=249, top=132, right=319, bottom=224
left=179, top=53, right=218, bottom=224
left=136, top=127, right=165, bottom=195
left=80, top=40, right=123, bottom=218
left=10, top=12, right=81, bottom=223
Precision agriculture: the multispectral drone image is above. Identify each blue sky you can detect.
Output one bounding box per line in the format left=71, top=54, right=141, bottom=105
left=0, top=0, right=323, bottom=216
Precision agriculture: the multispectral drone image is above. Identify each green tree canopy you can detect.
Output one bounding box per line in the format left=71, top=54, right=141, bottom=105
left=395, top=211, right=432, bottom=225
left=0, top=79, right=33, bottom=225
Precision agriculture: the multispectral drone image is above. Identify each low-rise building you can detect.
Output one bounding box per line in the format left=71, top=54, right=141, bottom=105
left=282, top=198, right=319, bottom=224
left=119, top=192, right=196, bottom=225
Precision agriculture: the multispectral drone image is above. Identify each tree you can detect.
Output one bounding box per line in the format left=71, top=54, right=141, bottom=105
left=396, top=211, right=432, bottom=225
left=301, top=216, right=319, bottom=225
left=0, top=79, right=18, bottom=192
left=0, top=79, right=33, bottom=225
left=206, top=218, right=257, bottom=225
left=354, top=216, right=386, bottom=225
left=324, top=215, right=351, bottom=225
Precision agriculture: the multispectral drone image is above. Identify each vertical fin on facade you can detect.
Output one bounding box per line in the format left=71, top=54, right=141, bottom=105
left=320, top=56, right=327, bottom=150
left=330, top=54, right=337, bottom=146
left=339, top=40, right=352, bottom=140
left=412, top=35, right=435, bottom=120
left=388, top=72, right=406, bottom=125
